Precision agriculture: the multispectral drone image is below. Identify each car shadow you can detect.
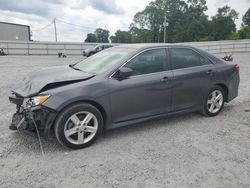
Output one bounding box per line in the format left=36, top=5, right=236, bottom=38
left=100, top=104, right=235, bottom=142
left=101, top=112, right=198, bottom=139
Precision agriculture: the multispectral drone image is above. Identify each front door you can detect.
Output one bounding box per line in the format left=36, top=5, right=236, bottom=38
left=108, top=48, right=173, bottom=123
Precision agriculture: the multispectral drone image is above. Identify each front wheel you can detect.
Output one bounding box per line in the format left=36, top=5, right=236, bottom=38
left=54, top=103, right=103, bottom=149
left=201, top=86, right=225, bottom=117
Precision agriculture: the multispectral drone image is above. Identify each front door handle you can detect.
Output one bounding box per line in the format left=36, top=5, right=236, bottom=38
left=161, top=76, right=169, bottom=82
left=206, top=70, right=213, bottom=75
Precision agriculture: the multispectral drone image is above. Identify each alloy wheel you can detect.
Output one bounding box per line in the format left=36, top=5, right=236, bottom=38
left=64, top=111, right=98, bottom=145
left=207, top=90, right=223, bottom=114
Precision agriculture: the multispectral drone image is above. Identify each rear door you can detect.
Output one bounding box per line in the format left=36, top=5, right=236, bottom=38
left=169, top=47, right=216, bottom=111
left=108, top=48, right=173, bottom=123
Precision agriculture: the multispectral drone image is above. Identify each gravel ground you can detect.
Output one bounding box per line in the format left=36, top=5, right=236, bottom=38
left=0, top=54, right=249, bottom=188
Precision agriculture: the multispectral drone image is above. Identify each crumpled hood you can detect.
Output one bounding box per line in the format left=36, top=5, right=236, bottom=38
left=12, top=65, right=94, bottom=98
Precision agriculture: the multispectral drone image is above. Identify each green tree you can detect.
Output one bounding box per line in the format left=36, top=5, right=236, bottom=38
left=94, top=28, right=109, bottom=43
left=216, top=5, right=238, bottom=20
left=112, top=0, right=239, bottom=43
left=129, top=0, right=212, bottom=43
left=228, top=32, right=240, bottom=40
left=209, top=6, right=238, bottom=40
left=176, top=0, right=210, bottom=42
left=85, top=33, right=97, bottom=42
left=130, top=0, right=188, bottom=43
left=129, top=25, right=154, bottom=43
left=238, top=26, right=250, bottom=39
left=187, top=0, right=207, bottom=12
left=110, top=30, right=132, bottom=43
left=84, top=28, right=110, bottom=43
left=243, top=8, right=250, bottom=26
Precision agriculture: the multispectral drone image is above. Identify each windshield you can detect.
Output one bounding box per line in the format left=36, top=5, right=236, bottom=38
left=74, top=47, right=133, bottom=74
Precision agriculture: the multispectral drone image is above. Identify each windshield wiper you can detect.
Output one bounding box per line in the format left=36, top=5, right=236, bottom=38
left=69, top=64, right=82, bottom=71
left=69, top=64, right=95, bottom=75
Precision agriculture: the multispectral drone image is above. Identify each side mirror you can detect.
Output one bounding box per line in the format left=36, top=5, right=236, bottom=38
left=114, top=67, right=134, bottom=80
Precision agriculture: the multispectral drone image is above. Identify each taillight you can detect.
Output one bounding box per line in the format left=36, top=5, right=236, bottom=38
left=234, top=64, right=240, bottom=73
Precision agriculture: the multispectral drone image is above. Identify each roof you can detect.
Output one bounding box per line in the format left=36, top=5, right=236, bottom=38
left=114, top=43, right=194, bottom=50
left=0, top=21, right=30, bottom=28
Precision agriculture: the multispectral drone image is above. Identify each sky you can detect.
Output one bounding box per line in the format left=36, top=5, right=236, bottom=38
left=0, top=0, right=249, bottom=42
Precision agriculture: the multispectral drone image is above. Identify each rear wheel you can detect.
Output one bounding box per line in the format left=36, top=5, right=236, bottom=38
left=201, top=86, right=225, bottom=117
left=54, top=103, right=103, bottom=149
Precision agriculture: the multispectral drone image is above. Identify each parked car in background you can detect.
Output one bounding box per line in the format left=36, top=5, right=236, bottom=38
left=9, top=44, right=240, bottom=149
left=0, top=48, right=6, bottom=56
left=83, top=44, right=113, bottom=57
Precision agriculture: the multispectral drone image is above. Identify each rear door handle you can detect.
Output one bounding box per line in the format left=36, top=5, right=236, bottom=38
left=161, top=76, right=169, bottom=82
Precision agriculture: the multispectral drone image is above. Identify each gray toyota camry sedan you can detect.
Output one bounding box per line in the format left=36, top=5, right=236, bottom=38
left=9, top=44, right=240, bottom=149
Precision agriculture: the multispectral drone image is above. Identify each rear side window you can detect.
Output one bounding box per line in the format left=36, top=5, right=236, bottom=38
left=170, top=48, right=212, bottom=70
left=125, top=48, right=170, bottom=75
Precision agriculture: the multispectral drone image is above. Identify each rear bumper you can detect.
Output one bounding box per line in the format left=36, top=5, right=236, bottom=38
left=227, top=73, right=240, bottom=102
left=9, top=95, right=57, bottom=139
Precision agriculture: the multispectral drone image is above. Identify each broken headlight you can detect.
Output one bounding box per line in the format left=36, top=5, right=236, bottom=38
left=26, top=95, right=50, bottom=108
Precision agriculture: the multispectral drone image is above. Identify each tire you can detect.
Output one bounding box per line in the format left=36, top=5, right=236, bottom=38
left=54, top=103, right=103, bottom=149
left=200, top=86, right=225, bottom=117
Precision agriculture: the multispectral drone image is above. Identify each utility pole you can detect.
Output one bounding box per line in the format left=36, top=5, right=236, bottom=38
left=53, top=18, right=58, bottom=42
left=163, top=11, right=169, bottom=43
left=163, top=16, right=166, bottom=43
left=163, top=16, right=168, bottom=43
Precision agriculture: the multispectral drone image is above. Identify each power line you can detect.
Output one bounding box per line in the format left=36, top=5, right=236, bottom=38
left=31, top=21, right=53, bottom=31
left=56, top=18, right=116, bottom=32
left=56, top=18, right=96, bottom=30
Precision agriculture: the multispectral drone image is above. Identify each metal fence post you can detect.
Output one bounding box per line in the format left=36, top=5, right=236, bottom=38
left=27, top=42, right=30, bottom=55
left=46, top=43, right=49, bottom=55
left=64, top=44, right=66, bottom=55
left=6, top=42, right=9, bottom=55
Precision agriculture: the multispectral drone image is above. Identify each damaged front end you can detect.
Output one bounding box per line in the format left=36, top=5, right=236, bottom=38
left=9, top=93, right=56, bottom=139
left=9, top=65, right=95, bottom=139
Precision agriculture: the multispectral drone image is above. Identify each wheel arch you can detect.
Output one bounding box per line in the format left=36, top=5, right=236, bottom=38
left=50, top=99, right=107, bottom=131
left=215, top=83, right=229, bottom=102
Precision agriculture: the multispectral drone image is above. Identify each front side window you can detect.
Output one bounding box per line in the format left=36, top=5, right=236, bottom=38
left=124, top=48, right=169, bottom=75
left=170, top=48, right=212, bottom=70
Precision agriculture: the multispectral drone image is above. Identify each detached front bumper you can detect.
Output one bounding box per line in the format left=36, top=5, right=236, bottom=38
left=9, top=95, right=57, bottom=139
